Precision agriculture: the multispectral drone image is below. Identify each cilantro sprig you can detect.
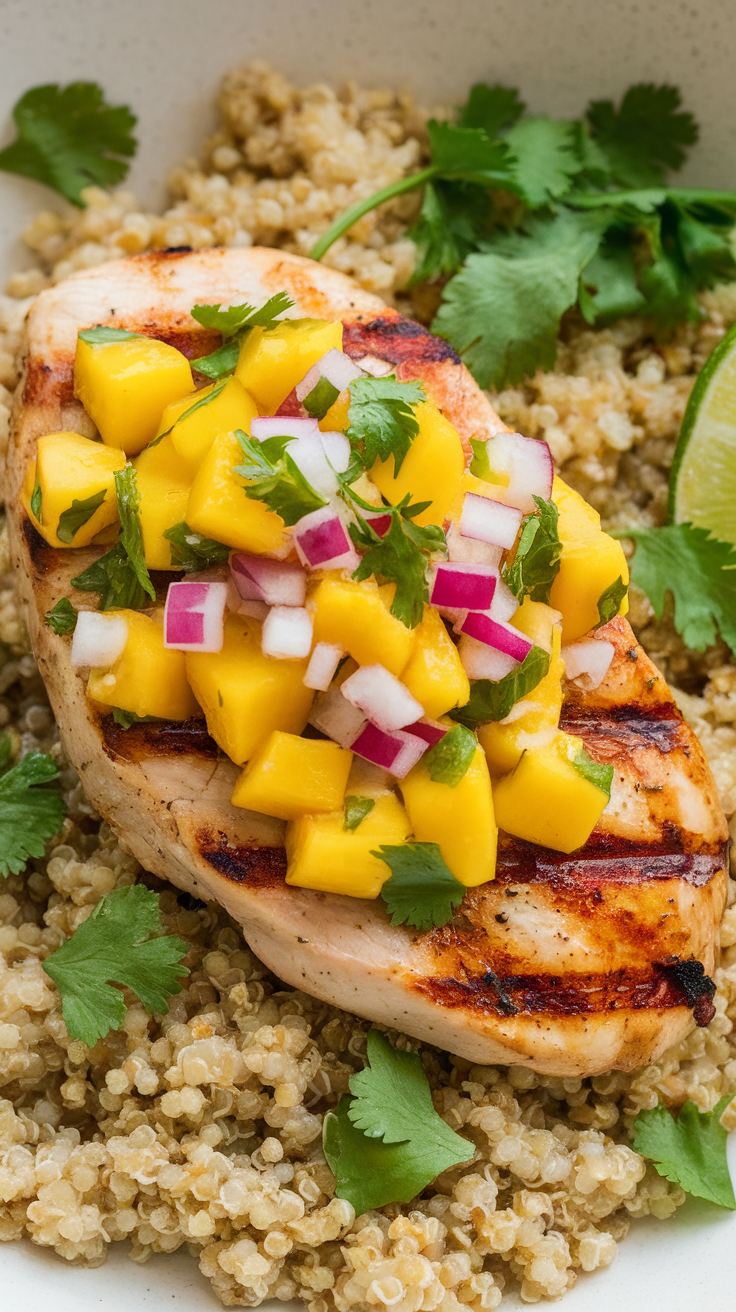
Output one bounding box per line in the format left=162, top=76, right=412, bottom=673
left=0, top=739, right=66, bottom=878
left=191, top=292, right=294, bottom=378
left=323, top=1029, right=473, bottom=1213
left=233, top=429, right=326, bottom=526
left=72, top=465, right=155, bottom=611
left=618, top=522, right=736, bottom=653
left=633, top=1095, right=736, bottom=1209
left=346, top=375, right=426, bottom=474
left=450, top=645, right=551, bottom=729
left=347, top=490, right=445, bottom=630
left=375, top=843, right=466, bottom=930
left=163, top=521, right=230, bottom=572
left=44, top=597, right=77, bottom=636
left=43, top=884, right=190, bottom=1045
left=503, top=495, right=561, bottom=603
left=56, top=488, right=107, bottom=544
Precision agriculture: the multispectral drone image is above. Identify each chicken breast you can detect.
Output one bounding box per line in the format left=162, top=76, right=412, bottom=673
left=5, top=247, right=729, bottom=1077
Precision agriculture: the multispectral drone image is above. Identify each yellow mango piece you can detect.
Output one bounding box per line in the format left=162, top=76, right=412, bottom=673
left=286, top=793, right=411, bottom=898
left=21, top=431, right=125, bottom=549
left=87, top=610, right=199, bottom=721
left=236, top=318, right=343, bottom=413
left=308, top=576, right=415, bottom=676
left=186, top=430, right=289, bottom=554
left=492, top=729, right=609, bottom=853
left=511, top=597, right=561, bottom=652
left=74, top=335, right=194, bottom=455
left=133, top=435, right=192, bottom=569
left=400, top=746, right=496, bottom=886
left=185, top=614, right=314, bottom=765
left=479, top=622, right=564, bottom=775
left=319, top=391, right=350, bottom=433
left=231, top=730, right=352, bottom=820
left=370, top=400, right=465, bottom=526
left=401, top=605, right=470, bottom=719
left=549, top=476, right=629, bottom=642
left=156, top=375, right=258, bottom=476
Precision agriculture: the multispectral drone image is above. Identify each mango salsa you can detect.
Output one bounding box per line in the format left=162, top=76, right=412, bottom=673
left=87, top=609, right=199, bottom=721
left=236, top=318, right=343, bottom=413
left=549, top=476, right=629, bottom=642
left=185, top=614, right=314, bottom=765
left=399, top=747, right=497, bottom=886
left=480, top=620, right=564, bottom=775
left=21, top=431, right=125, bottom=549
left=492, top=729, right=610, bottom=853
left=285, top=793, right=412, bottom=897
left=370, top=400, right=465, bottom=527
left=401, top=605, right=470, bottom=718
left=156, top=375, right=258, bottom=476
left=133, top=435, right=192, bottom=569
left=186, top=430, right=289, bottom=554
left=74, top=334, right=194, bottom=455
left=231, top=730, right=352, bottom=819
left=308, top=576, right=415, bottom=675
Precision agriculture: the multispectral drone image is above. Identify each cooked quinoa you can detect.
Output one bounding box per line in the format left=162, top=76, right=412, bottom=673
left=1, top=60, right=735, bottom=1309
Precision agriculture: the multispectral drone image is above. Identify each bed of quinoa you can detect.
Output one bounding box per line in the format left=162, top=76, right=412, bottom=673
left=0, top=61, right=735, bottom=1309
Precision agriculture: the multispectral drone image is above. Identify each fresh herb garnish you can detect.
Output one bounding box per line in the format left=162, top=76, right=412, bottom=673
left=450, top=645, right=551, bottom=729
left=233, top=429, right=326, bottom=526
left=78, top=326, right=140, bottom=344
left=503, top=495, right=561, bottom=603
left=423, top=724, right=477, bottom=786
left=618, top=522, right=736, bottom=653
left=571, top=746, right=614, bottom=799
left=56, top=488, right=107, bottom=544
left=163, top=521, right=230, bottom=572
left=347, top=487, right=446, bottom=630
left=43, top=884, right=189, bottom=1046
left=152, top=378, right=229, bottom=445
left=112, top=708, right=158, bottom=730
left=343, top=796, right=376, bottom=832
left=323, top=1029, right=474, bottom=1213
left=303, top=375, right=340, bottom=420
left=30, top=465, right=42, bottom=521
left=597, top=575, right=628, bottom=624
left=632, top=1095, right=736, bottom=1210
left=0, top=741, right=66, bottom=878
left=72, top=465, right=154, bottom=611
left=191, top=292, right=294, bottom=379
left=0, top=82, right=137, bottom=207
left=375, top=842, right=466, bottom=930
left=44, top=597, right=77, bottom=635
left=346, top=376, right=426, bottom=475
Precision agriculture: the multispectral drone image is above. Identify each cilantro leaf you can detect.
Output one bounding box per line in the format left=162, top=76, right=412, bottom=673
left=426, top=119, right=515, bottom=189
left=458, top=83, right=525, bottom=137
left=349, top=496, right=445, bottom=629
left=112, top=708, right=158, bottom=729
left=375, top=843, right=466, bottom=930
left=0, top=81, right=137, bottom=206
left=469, top=437, right=495, bottom=480
left=504, top=116, right=582, bottom=207
left=233, top=430, right=326, bottom=526
left=572, top=746, right=613, bottom=798
left=408, top=180, right=489, bottom=285
left=0, top=746, right=66, bottom=877
left=72, top=542, right=150, bottom=611
left=503, top=495, right=561, bottom=603
left=152, top=379, right=229, bottom=445
left=43, top=884, right=190, bottom=1045
left=450, top=645, right=550, bottom=729
left=423, top=725, right=477, bottom=786
left=579, top=230, right=647, bottom=323
left=30, top=465, right=42, bottom=521
left=343, top=796, right=376, bottom=832
left=44, top=597, right=77, bottom=636
left=191, top=292, right=294, bottom=379
left=587, top=83, right=698, bottom=188
left=115, top=465, right=154, bottom=598
left=303, top=376, right=340, bottom=420
left=78, top=326, right=140, bottom=344
left=597, top=575, right=628, bottom=624
left=347, top=376, right=425, bottom=475
left=56, top=488, right=107, bottom=545
left=633, top=1096, right=736, bottom=1209
left=190, top=338, right=241, bottom=380
left=163, top=521, right=230, bottom=572
left=324, top=1097, right=440, bottom=1213
left=622, top=522, right=736, bottom=653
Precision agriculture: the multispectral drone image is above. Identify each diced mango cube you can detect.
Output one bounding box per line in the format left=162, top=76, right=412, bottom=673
left=74, top=335, right=194, bottom=455
left=370, top=401, right=465, bottom=526
left=479, top=620, right=564, bottom=775
left=511, top=597, right=561, bottom=652
left=319, top=391, right=350, bottom=433
left=399, top=747, right=496, bottom=886
left=401, top=605, right=470, bottom=718
left=185, top=614, right=314, bottom=765
left=308, top=576, right=415, bottom=676
left=87, top=609, right=199, bottom=721
left=21, top=431, right=125, bottom=549
left=231, top=730, right=352, bottom=820
left=156, top=376, right=258, bottom=476
left=186, top=430, right=289, bottom=554
left=236, top=318, right=343, bottom=413
left=492, top=729, right=609, bottom=853
left=285, top=793, right=411, bottom=897
left=549, top=476, right=629, bottom=642
left=133, top=435, right=192, bottom=569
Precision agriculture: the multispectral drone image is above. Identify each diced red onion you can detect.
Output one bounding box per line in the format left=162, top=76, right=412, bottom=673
left=341, top=664, right=423, bottom=732
left=403, top=718, right=448, bottom=747
left=483, top=432, right=554, bottom=514
left=350, top=722, right=429, bottom=778
left=446, top=524, right=503, bottom=568
left=295, top=348, right=365, bottom=401
left=70, top=610, right=128, bottom=668
left=164, top=580, right=227, bottom=653
left=250, top=416, right=320, bottom=441
left=261, top=606, right=313, bottom=659
left=561, top=639, right=615, bottom=690
left=460, top=612, right=533, bottom=663
left=230, top=553, right=307, bottom=607
left=309, top=686, right=367, bottom=748
left=489, top=578, right=519, bottom=624
left=430, top=562, right=498, bottom=611
left=293, top=505, right=361, bottom=571
left=458, top=635, right=520, bottom=681
left=364, top=511, right=392, bottom=538
left=303, top=642, right=344, bottom=691
left=353, top=354, right=394, bottom=378
left=460, top=492, right=523, bottom=549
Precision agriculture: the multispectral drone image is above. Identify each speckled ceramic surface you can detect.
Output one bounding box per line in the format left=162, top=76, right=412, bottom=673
left=2, top=2, right=736, bottom=1307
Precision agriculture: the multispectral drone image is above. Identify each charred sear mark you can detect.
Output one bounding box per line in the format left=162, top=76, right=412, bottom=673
left=22, top=514, right=59, bottom=577
left=561, top=703, right=684, bottom=755
left=657, top=957, right=717, bottom=1026
left=198, top=835, right=287, bottom=889
left=414, top=965, right=690, bottom=1019
left=22, top=356, right=71, bottom=408
left=343, top=315, right=462, bottom=366
left=482, top=970, right=518, bottom=1016
left=491, top=832, right=727, bottom=889
left=99, top=714, right=218, bottom=762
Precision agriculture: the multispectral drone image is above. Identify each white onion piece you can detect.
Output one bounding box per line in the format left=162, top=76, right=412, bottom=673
left=230, top=553, right=307, bottom=607
left=489, top=578, right=520, bottom=624
left=561, top=639, right=615, bottom=690
left=350, top=722, right=428, bottom=778
left=261, top=606, right=313, bottom=659
left=303, top=642, right=344, bottom=691
left=460, top=612, right=533, bottom=663
left=250, top=415, right=320, bottom=441
left=71, top=610, right=128, bottom=668
left=164, top=581, right=227, bottom=653
left=430, top=562, right=498, bottom=612
left=293, top=505, right=361, bottom=571
left=296, top=348, right=365, bottom=401
left=309, top=686, right=367, bottom=748
left=458, top=635, right=519, bottom=681
left=284, top=432, right=340, bottom=498
left=403, top=718, right=448, bottom=747
left=446, top=524, right=503, bottom=568
left=319, top=430, right=351, bottom=474
left=460, top=492, right=523, bottom=549
left=353, top=354, right=394, bottom=378
left=341, top=664, right=423, bottom=732
left=484, top=431, right=554, bottom=514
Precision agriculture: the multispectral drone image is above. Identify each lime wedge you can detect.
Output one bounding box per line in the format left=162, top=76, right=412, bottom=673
left=669, top=321, right=736, bottom=543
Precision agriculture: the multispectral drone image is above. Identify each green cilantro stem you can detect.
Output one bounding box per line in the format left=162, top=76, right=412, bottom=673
left=310, top=167, right=437, bottom=260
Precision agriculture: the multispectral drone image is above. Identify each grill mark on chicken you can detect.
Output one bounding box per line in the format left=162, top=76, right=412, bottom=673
left=413, top=964, right=695, bottom=1019
left=342, top=315, right=462, bottom=366
left=196, top=833, right=287, bottom=889
left=493, top=835, right=727, bottom=887
left=99, top=714, right=219, bottom=763
left=561, top=704, right=684, bottom=754
left=23, top=516, right=58, bottom=577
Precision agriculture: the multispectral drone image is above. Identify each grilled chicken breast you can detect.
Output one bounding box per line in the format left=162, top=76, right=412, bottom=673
left=5, top=247, right=729, bottom=1076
